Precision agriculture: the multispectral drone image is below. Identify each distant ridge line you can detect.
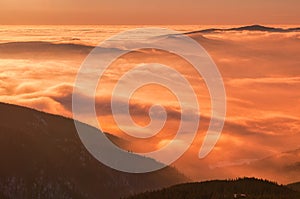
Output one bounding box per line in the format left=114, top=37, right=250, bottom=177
left=186, top=24, right=300, bottom=34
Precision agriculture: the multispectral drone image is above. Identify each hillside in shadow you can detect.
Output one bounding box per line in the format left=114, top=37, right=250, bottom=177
left=0, top=102, right=187, bottom=199
left=127, top=177, right=300, bottom=199
left=288, top=182, right=300, bottom=192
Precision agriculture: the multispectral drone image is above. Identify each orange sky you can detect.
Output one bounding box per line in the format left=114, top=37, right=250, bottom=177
left=0, top=0, right=300, bottom=25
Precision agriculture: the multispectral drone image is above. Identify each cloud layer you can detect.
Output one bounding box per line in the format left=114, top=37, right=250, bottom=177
left=1, top=27, right=300, bottom=184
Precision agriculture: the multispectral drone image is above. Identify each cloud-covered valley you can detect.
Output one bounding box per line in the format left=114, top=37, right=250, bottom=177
left=1, top=26, right=300, bottom=184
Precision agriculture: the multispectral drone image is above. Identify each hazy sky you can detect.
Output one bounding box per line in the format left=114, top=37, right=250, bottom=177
left=0, top=0, right=299, bottom=25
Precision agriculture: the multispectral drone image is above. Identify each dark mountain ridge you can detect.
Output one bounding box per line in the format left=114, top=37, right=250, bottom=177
left=127, top=177, right=300, bottom=199
left=0, top=102, right=187, bottom=199
left=288, top=182, right=300, bottom=192
left=186, top=24, right=300, bottom=34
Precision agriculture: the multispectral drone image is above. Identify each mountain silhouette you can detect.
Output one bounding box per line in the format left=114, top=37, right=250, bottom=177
left=127, top=177, right=300, bottom=199
left=186, top=25, right=300, bottom=34
left=288, top=182, right=300, bottom=192
left=0, top=102, right=187, bottom=199
left=0, top=41, right=125, bottom=60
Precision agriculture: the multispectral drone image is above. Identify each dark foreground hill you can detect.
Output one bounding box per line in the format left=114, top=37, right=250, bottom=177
left=127, top=178, right=300, bottom=199
left=287, top=182, right=300, bottom=192
left=0, top=102, right=187, bottom=199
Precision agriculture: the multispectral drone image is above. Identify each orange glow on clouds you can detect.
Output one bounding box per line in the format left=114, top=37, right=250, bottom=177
left=0, top=26, right=300, bottom=183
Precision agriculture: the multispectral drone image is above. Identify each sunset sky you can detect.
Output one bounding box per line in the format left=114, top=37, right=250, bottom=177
left=1, top=0, right=300, bottom=25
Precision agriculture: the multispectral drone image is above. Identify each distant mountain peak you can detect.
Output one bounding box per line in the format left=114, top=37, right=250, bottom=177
left=186, top=24, right=300, bottom=34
